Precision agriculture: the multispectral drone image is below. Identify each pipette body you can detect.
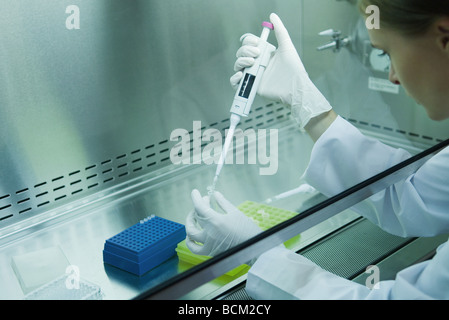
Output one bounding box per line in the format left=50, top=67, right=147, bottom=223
left=212, top=21, right=275, bottom=189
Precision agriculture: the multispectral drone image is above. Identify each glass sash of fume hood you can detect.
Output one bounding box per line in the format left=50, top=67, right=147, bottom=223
left=136, top=137, right=449, bottom=300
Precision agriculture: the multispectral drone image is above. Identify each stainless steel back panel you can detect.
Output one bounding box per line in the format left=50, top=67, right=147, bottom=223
left=0, top=0, right=299, bottom=228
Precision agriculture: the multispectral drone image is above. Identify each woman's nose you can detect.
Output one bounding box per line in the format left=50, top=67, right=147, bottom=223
left=389, top=63, right=400, bottom=85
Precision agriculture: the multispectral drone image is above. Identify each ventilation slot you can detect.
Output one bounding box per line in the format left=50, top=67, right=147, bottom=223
left=0, top=102, right=291, bottom=227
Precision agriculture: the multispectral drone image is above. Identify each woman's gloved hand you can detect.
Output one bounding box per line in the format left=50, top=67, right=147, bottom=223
left=230, top=13, right=332, bottom=128
left=185, top=189, right=262, bottom=257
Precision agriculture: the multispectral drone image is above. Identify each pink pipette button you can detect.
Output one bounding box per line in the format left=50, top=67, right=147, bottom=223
left=262, top=21, right=274, bottom=30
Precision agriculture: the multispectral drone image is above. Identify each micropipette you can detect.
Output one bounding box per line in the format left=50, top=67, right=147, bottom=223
left=211, top=21, right=275, bottom=190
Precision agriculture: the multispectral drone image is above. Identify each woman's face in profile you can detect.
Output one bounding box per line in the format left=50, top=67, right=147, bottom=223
left=368, top=19, right=449, bottom=121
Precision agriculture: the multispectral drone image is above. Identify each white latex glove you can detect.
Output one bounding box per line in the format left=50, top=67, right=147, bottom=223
left=231, top=13, right=332, bottom=128
left=185, top=189, right=262, bottom=257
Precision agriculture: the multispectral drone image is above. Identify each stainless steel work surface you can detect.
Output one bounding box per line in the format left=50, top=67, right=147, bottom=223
left=0, top=118, right=435, bottom=299
left=0, top=123, right=325, bottom=300
left=1, top=114, right=437, bottom=300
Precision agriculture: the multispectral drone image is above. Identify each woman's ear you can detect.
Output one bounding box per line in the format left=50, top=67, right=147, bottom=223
left=435, top=17, right=449, bottom=54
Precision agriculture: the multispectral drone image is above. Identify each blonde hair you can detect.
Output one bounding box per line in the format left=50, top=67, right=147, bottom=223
left=358, top=0, right=449, bottom=35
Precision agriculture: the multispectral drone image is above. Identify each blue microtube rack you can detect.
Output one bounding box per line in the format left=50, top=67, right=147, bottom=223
left=103, top=215, right=186, bottom=276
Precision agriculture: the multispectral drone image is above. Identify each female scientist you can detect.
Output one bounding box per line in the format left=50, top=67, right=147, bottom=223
left=185, top=1, right=449, bottom=299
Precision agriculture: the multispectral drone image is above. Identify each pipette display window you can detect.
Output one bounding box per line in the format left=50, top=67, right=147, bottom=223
left=238, top=73, right=256, bottom=99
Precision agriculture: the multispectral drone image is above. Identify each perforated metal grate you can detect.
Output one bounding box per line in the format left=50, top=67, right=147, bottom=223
left=300, top=218, right=413, bottom=279
left=0, top=102, right=291, bottom=229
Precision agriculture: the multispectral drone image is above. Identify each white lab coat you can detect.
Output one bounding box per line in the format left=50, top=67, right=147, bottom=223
left=246, top=116, right=449, bottom=299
